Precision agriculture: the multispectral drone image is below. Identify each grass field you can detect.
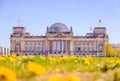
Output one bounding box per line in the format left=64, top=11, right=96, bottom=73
left=0, top=55, right=120, bottom=81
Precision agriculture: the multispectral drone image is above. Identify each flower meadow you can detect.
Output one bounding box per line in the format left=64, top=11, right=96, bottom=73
left=1, top=55, right=120, bottom=81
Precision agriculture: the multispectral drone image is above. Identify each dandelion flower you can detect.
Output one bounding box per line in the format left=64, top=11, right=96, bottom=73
left=67, top=74, right=80, bottom=81
left=48, top=74, right=60, bottom=81
left=9, top=57, right=16, bottom=62
left=0, top=66, right=16, bottom=81
left=49, top=74, right=80, bottom=81
left=27, top=61, right=46, bottom=76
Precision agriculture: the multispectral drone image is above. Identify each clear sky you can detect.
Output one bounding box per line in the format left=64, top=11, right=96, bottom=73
left=0, top=0, right=120, bottom=48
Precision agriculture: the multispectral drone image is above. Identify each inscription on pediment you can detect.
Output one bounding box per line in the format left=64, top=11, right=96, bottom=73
left=54, top=33, right=69, bottom=38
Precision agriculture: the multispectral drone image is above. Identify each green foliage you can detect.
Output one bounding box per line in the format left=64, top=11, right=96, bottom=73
left=115, top=48, right=120, bottom=54
left=103, top=42, right=117, bottom=57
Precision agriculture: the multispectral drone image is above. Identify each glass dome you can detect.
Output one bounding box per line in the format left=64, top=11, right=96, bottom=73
left=49, top=23, right=69, bottom=32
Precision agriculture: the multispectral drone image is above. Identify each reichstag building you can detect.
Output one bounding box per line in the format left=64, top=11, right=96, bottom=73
left=10, top=22, right=108, bottom=56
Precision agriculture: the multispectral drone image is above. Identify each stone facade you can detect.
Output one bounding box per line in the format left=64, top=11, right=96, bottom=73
left=10, top=23, right=108, bottom=56
left=0, top=47, right=10, bottom=56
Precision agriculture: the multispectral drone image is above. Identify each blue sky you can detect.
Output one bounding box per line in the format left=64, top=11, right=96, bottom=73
left=0, top=0, right=120, bottom=48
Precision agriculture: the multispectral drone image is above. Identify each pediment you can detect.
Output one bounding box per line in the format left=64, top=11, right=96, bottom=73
left=53, top=33, right=70, bottom=38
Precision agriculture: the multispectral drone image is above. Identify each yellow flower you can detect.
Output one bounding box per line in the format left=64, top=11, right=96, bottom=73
left=109, top=60, right=115, bottom=64
left=0, top=56, right=5, bottom=60
left=49, top=74, right=80, bottom=81
left=67, top=74, right=80, bottom=81
left=11, top=53, right=16, bottom=57
left=7, top=53, right=16, bottom=57
left=27, top=61, right=46, bottom=76
left=116, top=60, right=120, bottom=64
left=9, top=57, right=16, bottom=62
left=70, top=55, right=77, bottom=59
left=39, top=56, right=46, bottom=60
left=0, top=66, right=16, bottom=81
left=84, top=58, right=91, bottom=65
left=63, top=56, right=69, bottom=60
left=49, top=57, right=56, bottom=61
left=17, top=56, right=22, bottom=61
left=48, top=74, right=60, bottom=81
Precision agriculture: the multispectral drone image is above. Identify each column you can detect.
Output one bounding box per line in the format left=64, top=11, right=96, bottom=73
left=95, top=40, right=98, bottom=56
left=65, top=40, right=67, bottom=54
left=4, top=47, right=6, bottom=56
left=60, top=40, right=62, bottom=53
left=70, top=40, right=73, bottom=55
left=64, top=40, right=66, bottom=52
left=21, top=40, right=24, bottom=52
left=47, top=40, right=50, bottom=55
left=7, top=48, right=9, bottom=54
left=56, top=40, right=58, bottom=53
left=1, top=47, right=3, bottom=56
left=45, top=40, right=48, bottom=54
left=51, top=41, right=53, bottom=54
left=0, top=47, right=2, bottom=55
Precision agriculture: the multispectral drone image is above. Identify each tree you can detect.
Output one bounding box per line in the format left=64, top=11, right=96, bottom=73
left=115, top=48, right=120, bottom=54
left=103, top=42, right=117, bottom=57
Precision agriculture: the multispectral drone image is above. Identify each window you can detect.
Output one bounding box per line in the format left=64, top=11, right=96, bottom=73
left=98, top=41, right=103, bottom=46
left=25, top=47, right=28, bottom=52
left=25, top=42, right=28, bottom=45
left=34, top=42, right=36, bottom=45
left=87, top=47, right=90, bottom=51
left=16, top=47, right=20, bottom=52
left=29, top=42, right=32, bottom=45
left=74, top=47, right=77, bottom=52
left=87, top=42, right=89, bottom=45
left=91, top=47, right=94, bottom=51
left=78, top=41, right=81, bottom=45
left=38, top=42, right=40, bottom=45
left=41, top=41, right=44, bottom=45
left=78, top=47, right=81, bottom=52
left=73, top=41, right=77, bottom=46
left=91, top=42, right=94, bottom=45
left=83, top=42, right=85, bottom=45
left=83, top=47, right=86, bottom=51
left=29, top=47, right=32, bottom=52
left=98, top=47, right=102, bottom=52
left=42, top=47, right=44, bottom=53
left=16, top=41, right=20, bottom=45
left=38, top=47, right=40, bottom=52
left=34, top=47, right=37, bottom=52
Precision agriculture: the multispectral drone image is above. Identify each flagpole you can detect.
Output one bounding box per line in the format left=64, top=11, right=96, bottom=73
left=18, top=19, right=20, bottom=27
left=90, top=27, right=92, bottom=33
left=98, top=20, right=101, bottom=27
left=99, top=22, right=100, bottom=27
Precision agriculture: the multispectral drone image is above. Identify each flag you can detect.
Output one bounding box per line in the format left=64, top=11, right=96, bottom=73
left=99, top=20, right=101, bottom=23
left=90, top=27, right=92, bottom=31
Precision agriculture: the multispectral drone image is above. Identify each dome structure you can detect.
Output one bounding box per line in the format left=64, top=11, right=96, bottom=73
left=48, top=23, right=69, bottom=32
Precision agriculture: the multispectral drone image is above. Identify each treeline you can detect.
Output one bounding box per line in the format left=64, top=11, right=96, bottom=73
left=103, top=42, right=120, bottom=57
